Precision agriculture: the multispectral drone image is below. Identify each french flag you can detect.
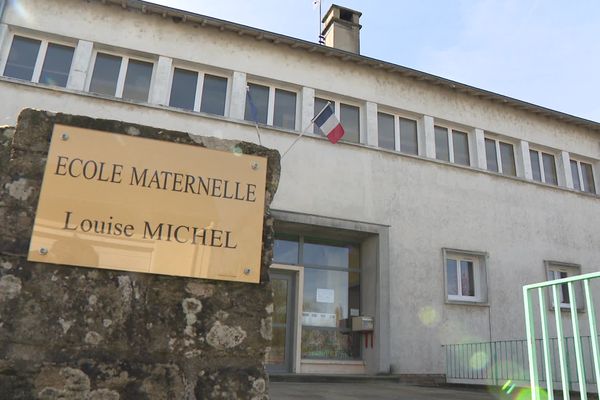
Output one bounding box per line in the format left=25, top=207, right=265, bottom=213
left=314, top=104, right=345, bottom=144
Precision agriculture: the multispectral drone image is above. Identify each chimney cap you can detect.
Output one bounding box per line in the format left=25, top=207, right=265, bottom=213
left=322, top=4, right=362, bottom=24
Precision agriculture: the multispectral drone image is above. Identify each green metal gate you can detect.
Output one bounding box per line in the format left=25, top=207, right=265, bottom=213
left=523, top=271, right=600, bottom=400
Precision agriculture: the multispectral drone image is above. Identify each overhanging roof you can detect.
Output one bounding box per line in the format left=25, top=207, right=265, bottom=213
left=97, top=0, right=600, bottom=132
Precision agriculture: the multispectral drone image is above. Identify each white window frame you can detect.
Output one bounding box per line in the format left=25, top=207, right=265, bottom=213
left=166, top=64, right=230, bottom=115
left=376, top=107, right=420, bottom=154
left=443, top=248, right=488, bottom=305
left=529, top=147, right=558, bottom=185
left=484, top=135, right=517, bottom=175
left=247, top=80, right=300, bottom=130
left=544, top=261, right=583, bottom=311
left=315, top=92, right=363, bottom=142
left=86, top=48, right=156, bottom=101
left=0, top=31, right=76, bottom=85
left=434, top=124, right=471, bottom=166
left=570, top=157, right=597, bottom=194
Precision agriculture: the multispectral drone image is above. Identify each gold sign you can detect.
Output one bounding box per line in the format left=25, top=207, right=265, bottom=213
left=27, top=125, right=267, bottom=283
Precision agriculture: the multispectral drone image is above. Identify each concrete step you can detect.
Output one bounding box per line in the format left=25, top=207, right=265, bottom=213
left=269, top=374, right=401, bottom=383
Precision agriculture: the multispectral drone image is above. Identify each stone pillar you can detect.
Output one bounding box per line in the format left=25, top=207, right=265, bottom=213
left=229, top=71, right=247, bottom=120
left=66, top=40, right=93, bottom=91
left=301, top=86, right=315, bottom=132
left=365, top=101, right=378, bottom=147
left=421, top=115, right=435, bottom=159
left=0, top=109, right=279, bottom=399
left=557, top=150, right=572, bottom=188
left=517, top=140, right=532, bottom=180
left=472, top=128, right=487, bottom=169
left=148, top=55, right=173, bottom=106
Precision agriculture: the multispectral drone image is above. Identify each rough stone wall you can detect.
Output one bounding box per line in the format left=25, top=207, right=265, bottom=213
left=0, top=109, right=280, bottom=400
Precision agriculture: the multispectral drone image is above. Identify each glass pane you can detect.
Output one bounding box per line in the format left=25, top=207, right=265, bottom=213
left=435, top=126, right=449, bottom=161
left=272, top=278, right=288, bottom=325
left=301, top=268, right=360, bottom=360
left=446, top=259, right=458, bottom=295
left=273, top=88, right=297, bottom=130
left=499, top=142, right=516, bottom=176
left=340, top=103, right=360, bottom=143
left=559, top=271, right=570, bottom=304
left=169, top=68, right=197, bottom=110
left=571, top=160, right=581, bottom=191
left=244, top=83, right=269, bottom=124
left=122, top=59, right=153, bottom=102
left=542, top=153, right=557, bottom=185
left=301, top=327, right=360, bottom=360
left=273, top=235, right=299, bottom=265
left=399, top=117, right=418, bottom=155
left=303, top=238, right=359, bottom=269
left=4, top=36, right=41, bottom=81
left=581, top=162, right=595, bottom=193
left=377, top=112, right=395, bottom=150
left=200, top=74, right=227, bottom=116
left=266, top=326, right=286, bottom=364
left=39, top=43, right=74, bottom=87
left=314, top=97, right=330, bottom=134
left=452, top=130, right=470, bottom=166
left=530, top=150, right=542, bottom=182
left=485, top=139, right=498, bottom=172
left=460, top=260, right=475, bottom=296
left=89, top=53, right=122, bottom=96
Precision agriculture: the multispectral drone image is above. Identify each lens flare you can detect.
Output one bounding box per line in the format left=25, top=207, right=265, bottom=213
left=469, top=350, right=490, bottom=370
left=418, top=306, right=439, bottom=327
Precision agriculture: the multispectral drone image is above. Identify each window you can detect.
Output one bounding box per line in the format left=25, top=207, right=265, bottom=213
left=485, top=138, right=516, bottom=176
left=312, top=97, right=360, bottom=143
left=570, top=158, right=596, bottom=194
left=89, top=52, right=153, bottom=102
left=545, top=262, right=583, bottom=311
left=167, top=67, right=228, bottom=115
left=377, top=112, right=395, bottom=150
left=3, top=35, right=74, bottom=87
left=530, top=149, right=557, bottom=185
left=435, top=126, right=470, bottom=166
left=245, top=83, right=297, bottom=130
left=340, top=103, right=360, bottom=143
left=443, top=249, right=487, bottom=304
left=377, top=112, right=419, bottom=154
left=273, top=233, right=361, bottom=361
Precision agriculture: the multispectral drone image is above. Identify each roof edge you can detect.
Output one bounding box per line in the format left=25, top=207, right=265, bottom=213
left=94, top=0, right=600, bottom=132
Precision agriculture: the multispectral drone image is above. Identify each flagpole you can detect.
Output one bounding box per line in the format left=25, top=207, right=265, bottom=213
left=246, top=86, right=262, bottom=146
left=281, top=101, right=331, bottom=160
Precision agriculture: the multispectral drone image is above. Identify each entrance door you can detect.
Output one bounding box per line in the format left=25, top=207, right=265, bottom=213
left=266, top=270, right=296, bottom=373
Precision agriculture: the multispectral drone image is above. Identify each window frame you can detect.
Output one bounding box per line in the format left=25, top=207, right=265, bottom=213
left=529, top=147, right=558, bottom=186
left=245, top=80, right=299, bottom=130
left=443, top=248, right=488, bottom=305
left=484, top=135, right=517, bottom=176
left=86, top=48, right=156, bottom=102
left=314, top=93, right=362, bottom=143
left=1, top=31, right=76, bottom=86
left=376, top=107, right=420, bottom=154
left=166, top=64, right=230, bottom=115
left=570, top=157, right=597, bottom=194
left=434, top=124, right=471, bottom=166
left=544, top=261, right=584, bottom=312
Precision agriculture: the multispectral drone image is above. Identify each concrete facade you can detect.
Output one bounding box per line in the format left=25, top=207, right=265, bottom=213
left=1, top=0, right=599, bottom=380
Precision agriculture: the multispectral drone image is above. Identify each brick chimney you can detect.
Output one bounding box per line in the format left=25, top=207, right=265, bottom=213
left=321, top=4, right=362, bottom=54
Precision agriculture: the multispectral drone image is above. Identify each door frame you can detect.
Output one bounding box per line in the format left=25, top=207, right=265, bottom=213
left=270, top=263, right=303, bottom=373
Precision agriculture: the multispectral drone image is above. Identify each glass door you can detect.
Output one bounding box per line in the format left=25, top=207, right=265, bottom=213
left=266, top=269, right=296, bottom=373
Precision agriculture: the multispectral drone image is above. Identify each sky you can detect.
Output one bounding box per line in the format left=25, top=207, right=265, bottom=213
left=150, top=0, right=600, bottom=122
